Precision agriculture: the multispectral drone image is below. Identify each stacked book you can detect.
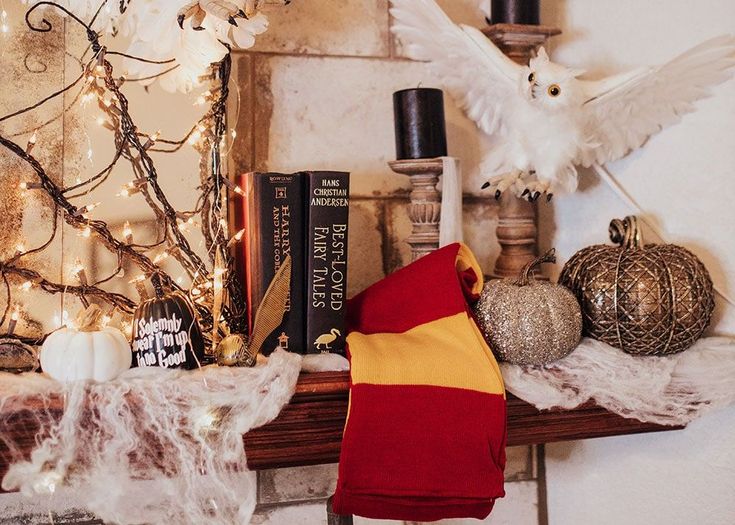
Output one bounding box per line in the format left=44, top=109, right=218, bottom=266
left=231, top=171, right=350, bottom=355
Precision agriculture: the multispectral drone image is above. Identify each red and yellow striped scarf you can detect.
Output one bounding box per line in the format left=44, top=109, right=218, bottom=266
left=333, top=243, right=506, bottom=521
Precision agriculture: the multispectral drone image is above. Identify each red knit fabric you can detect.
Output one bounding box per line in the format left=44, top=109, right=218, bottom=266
left=333, top=243, right=506, bottom=521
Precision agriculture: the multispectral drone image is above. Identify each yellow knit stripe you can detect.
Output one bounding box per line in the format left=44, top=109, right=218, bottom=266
left=456, top=243, right=484, bottom=296
left=347, top=312, right=505, bottom=395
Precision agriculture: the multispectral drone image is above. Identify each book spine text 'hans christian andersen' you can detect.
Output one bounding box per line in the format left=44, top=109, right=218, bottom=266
left=305, top=171, right=350, bottom=355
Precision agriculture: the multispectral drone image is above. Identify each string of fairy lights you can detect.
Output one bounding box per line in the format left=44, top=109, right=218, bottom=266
left=0, top=1, right=253, bottom=347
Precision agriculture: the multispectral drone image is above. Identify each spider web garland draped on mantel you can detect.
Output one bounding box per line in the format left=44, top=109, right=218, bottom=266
left=1, top=349, right=302, bottom=525
left=502, top=337, right=735, bottom=426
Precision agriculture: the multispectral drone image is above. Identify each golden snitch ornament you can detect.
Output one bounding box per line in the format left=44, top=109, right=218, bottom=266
left=474, top=249, right=582, bottom=365
left=215, top=255, right=292, bottom=367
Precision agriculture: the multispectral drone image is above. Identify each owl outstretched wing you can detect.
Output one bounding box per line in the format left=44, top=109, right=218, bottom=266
left=577, top=35, right=735, bottom=167
left=389, top=0, right=522, bottom=136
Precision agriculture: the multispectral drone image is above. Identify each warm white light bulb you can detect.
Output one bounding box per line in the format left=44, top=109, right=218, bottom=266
left=187, top=130, right=201, bottom=145
left=193, top=409, right=218, bottom=432
left=72, top=259, right=85, bottom=276
left=11, top=305, right=20, bottom=322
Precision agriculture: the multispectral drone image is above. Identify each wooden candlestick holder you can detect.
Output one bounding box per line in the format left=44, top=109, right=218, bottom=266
left=483, top=23, right=561, bottom=278
left=388, top=157, right=444, bottom=262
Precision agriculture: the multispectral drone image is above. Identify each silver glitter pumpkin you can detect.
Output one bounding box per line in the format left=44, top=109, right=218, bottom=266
left=474, top=249, right=582, bottom=365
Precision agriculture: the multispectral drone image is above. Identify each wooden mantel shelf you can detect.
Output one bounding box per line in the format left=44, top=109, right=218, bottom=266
left=0, top=372, right=682, bottom=489
left=246, top=371, right=681, bottom=469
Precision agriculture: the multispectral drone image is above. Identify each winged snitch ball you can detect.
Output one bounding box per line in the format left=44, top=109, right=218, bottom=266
left=474, top=249, right=582, bottom=365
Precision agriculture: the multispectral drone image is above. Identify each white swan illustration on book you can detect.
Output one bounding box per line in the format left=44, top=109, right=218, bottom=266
left=314, top=329, right=341, bottom=351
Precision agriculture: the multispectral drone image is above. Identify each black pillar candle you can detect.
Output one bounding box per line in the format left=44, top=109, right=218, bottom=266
left=490, top=0, right=540, bottom=25
left=393, top=87, right=448, bottom=160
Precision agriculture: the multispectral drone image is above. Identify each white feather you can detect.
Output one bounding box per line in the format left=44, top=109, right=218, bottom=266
left=390, top=0, right=520, bottom=136
left=578, top=35, right=735, bottom=166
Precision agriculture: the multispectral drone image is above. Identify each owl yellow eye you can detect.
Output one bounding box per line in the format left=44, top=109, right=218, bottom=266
left=528, top=72, right=535, bottom=83
left=548, top=84, right=561, bottom=97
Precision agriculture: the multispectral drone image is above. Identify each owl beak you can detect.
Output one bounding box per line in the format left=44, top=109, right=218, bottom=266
left=529, top=83, right=539, bottom=100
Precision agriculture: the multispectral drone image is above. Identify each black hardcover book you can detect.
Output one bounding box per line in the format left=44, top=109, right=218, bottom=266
left=243, top=172, right=306, bottom=354
left=305, top=171, right=350, bottom=355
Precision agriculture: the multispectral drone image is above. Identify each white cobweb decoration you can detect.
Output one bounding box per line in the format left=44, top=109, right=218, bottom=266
left=1, top=349, right=301, bottom=525
left=501, top=337, right=735, bottom=426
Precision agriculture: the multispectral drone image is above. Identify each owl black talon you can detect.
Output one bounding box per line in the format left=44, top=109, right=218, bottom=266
left=177, top=15, right=185, bottom=29
left=532, top=191, right=541, bottom=201
left=495, top=190, right=502, bottom=200
left=546, top=193, right=554, bottom=202
left=521, top=188, right=530, bottom=197
left=481, top=181, right=490, bottom=189
left=228, top=16, right=239, bottom=26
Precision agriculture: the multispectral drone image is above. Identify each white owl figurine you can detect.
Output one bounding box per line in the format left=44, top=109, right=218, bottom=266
left=390, top=0, right=735, bottom=200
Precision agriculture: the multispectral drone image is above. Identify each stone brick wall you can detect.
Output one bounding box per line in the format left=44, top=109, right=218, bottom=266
left=252, top=447, right=542, bottom=524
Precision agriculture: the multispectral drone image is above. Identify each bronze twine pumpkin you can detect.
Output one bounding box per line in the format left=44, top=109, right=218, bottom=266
left=559, top=216, right=714, bottom=356
left=474, top=249, right=582, bottom=365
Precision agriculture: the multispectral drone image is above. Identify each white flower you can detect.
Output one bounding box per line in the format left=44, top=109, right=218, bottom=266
left=23, top=0, right=272, bottom=93
left=122, top=1, right=223, bottom=93
left=123, top=0, right=269, bottom=92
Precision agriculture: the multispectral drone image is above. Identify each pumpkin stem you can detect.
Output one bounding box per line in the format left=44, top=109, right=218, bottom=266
left=609, top=216, right=642, bottom=249
left=514, top=248, right=556, bottom=286
left=75, top=304, right=103, bottom=332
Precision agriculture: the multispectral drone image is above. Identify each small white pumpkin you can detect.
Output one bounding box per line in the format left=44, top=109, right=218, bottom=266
left=40, top=304, right=132, bottom=382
